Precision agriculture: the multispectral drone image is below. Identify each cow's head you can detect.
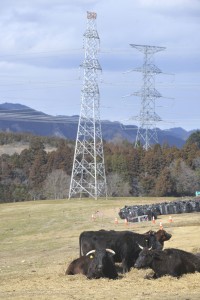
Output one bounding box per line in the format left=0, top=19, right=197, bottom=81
left=134, top=247, right=159, bottom=269
left=147, top=232, right=163, bottom=250
left=144, top=229, right=172, bottom=249
left=86, top=248, right=116, bottom=279
left=134, top=245, right=166, bottom=269
left=155, top=229, right=172, bottom=245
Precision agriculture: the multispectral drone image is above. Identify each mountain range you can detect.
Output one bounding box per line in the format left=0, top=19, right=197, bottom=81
left=0, top=103, right=195, bottom=148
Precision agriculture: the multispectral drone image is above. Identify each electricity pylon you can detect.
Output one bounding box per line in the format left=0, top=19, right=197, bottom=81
left=69, top=11, right=107, bottom=199
left=130, top=44, right=166, bottom=150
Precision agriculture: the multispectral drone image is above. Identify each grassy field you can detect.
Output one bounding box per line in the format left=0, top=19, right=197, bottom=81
left=0, top=142, right=56, bottom=155
left=0, top=197, right=200, bottom=300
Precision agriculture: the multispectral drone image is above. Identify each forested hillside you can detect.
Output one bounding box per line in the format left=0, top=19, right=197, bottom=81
left=0, top=131, right=200, bottom=203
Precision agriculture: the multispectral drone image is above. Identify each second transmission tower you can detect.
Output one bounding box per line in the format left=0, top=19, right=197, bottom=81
left=130, top=44, right=166, bottom=150
left=69, top=11, right=107, bottom=200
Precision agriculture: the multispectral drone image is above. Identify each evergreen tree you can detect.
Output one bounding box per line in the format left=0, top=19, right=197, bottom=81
left=185, top=130, right=200, bottom=149
left=154, top=167, right=176, bottom=196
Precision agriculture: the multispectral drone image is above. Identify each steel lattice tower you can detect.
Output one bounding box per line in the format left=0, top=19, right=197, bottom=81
left=130, top=44, right=166, bottom=150
left=69, top=11, right=107, bottom=199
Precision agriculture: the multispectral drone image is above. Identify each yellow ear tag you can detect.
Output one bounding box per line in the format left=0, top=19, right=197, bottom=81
left=89, top=255, right=94, bottom=259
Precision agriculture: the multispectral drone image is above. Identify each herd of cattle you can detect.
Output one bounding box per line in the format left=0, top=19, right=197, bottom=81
left=65, top=228, right=200, bottom=280
left=118, top=198, right=200, bottom=222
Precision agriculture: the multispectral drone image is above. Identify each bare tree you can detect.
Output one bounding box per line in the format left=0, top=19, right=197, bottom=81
left=29, top=188, right=43, bottom=201
left=43, top=169, right=70, bottom=199
left=106, top=173, right=131, bottom=197
left=193, top=157, right=200, bottom=169
left=169, top=159, right=200, bottom=196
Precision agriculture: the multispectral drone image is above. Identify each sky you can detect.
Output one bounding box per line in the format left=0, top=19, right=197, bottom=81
left=0, top=0, right=199, bottom=131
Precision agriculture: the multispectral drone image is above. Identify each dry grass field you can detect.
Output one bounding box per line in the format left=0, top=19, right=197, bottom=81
left=0, top=142, right=56, bottom=155
left=0, top=197, right=200, bottom=300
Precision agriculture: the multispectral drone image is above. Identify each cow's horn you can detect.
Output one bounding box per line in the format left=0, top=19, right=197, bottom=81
left=106, top=248, right=116, bottom=255
left=86, top=250, right=96, bottom=256
left=137, top=243, right=144, bottom=250
left=148, top=247, right=152, bottom=251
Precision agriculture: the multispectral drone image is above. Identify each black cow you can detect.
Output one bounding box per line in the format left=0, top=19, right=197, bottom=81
left=134, top=247, right=200, bottom=278
left=79, top=230, right=162, bottom=273
left=65, top=248, right=118, bottom=279
left=144, top=229, right=172, bottom=248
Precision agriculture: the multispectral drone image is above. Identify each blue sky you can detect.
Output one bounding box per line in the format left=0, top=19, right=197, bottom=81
left=0, top=0, right=199, bottom=130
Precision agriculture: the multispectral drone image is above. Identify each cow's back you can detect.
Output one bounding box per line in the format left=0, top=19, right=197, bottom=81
left=65, top=256, right=90, bottom=275
left=164, top=248, right=200, bottom=272
left=79, top=230, right=125, bottom=257
left=79, top=230, right=151, bottom=261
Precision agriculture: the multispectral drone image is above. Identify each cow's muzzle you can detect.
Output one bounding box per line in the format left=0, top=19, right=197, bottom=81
left=97, top=264, right=103, bottom=271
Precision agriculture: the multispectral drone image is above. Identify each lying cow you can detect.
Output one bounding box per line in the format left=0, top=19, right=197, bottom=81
left=134, top=246, right=200, bottom=278
left=144, top=229, right=172, bottom=248
left=65, top=248, right=118, bottom=279
left=79, top=230, right=162, bottom=273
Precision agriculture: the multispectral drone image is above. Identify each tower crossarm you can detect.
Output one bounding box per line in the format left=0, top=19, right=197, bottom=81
left=133, top=64, right=162, bottom=74
left=133, top=88, right=162, bottom=98
left=130, top=44, right=166, bottom=54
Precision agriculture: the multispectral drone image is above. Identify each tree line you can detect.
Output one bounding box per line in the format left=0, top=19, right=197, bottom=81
left=0, top=131, right=200, bottom=203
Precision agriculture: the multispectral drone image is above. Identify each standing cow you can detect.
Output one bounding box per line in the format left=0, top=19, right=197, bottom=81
left=65, top=248, right=118, bottom=279
left=134, top=247, right=200, bottom=278
left=79, top=230, right=162, bottom=273
left=144, top=229, right=172, bottom=248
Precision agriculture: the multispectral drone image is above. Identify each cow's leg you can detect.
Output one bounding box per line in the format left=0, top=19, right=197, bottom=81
left=122, top=258, right=130, bottom=273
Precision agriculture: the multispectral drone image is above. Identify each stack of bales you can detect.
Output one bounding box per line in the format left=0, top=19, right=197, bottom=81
left=118, top=198, right=200, bottom=223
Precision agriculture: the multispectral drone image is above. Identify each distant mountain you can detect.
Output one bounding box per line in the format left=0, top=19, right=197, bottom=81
left=0, top=103, right=78, bottom=139
left=0, top=102, right=195, bottom=147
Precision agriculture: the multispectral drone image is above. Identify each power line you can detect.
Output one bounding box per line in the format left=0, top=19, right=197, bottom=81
left=0, top=44, right=197, bottom=58
left=0, top=48, right=83, bottom=59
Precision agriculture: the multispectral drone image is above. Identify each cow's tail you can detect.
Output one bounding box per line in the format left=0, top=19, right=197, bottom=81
left=79, top=233, right=83, bottom=257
